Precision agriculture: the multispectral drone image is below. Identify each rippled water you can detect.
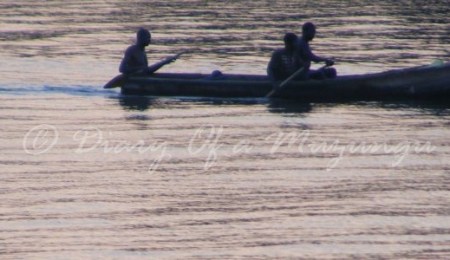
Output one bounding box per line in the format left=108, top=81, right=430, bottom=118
left=1, top=1, right=449, bottom=259
left=1, top=0, right=449, bottom=85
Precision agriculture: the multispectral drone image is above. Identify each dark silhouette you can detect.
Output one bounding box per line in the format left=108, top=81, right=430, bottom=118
left=118, top=95, right=153, bottom=111
left=296, top=22, right=336, bottom=79
left=267, top=33, right=303, bottom=81
left=119, top=28, right=178, bottom=75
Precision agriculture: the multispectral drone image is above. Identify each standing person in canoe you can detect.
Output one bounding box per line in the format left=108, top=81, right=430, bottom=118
left=119, top=28, right=181, bottom=75
left=296, top=22, right=336, bottom=79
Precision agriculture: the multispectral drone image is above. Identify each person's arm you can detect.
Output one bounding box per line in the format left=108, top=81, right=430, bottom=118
left=119, top=47, right=147, bottom=74
left=301, top=41, right=334, bottom=66
left=267, top=50, right=282, bottom=82
left=147, top=55, right=178, bottom=74
left=119, top=47, right=134, bottom=74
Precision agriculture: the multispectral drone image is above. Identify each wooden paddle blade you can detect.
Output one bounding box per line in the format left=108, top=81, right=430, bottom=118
left=104, top=74, right=126, bottom=89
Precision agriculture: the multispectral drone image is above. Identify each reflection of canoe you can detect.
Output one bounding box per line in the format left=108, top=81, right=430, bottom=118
left=104, top=62, right=450, bottom=100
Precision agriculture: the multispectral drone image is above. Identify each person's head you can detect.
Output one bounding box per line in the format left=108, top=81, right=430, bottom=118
left=302, top=22, right=316, bottom=41
left=136, top=28, right=151, bottom=47
left=284, top=32, right=298, bottom=53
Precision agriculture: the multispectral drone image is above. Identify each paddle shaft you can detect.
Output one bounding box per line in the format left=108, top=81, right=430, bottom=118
left=265, top=64, right=331, bottom=98
left=104, top=52, right=184, bottom=89
left=148, top=52, right=184, bottom=74
left=266, top=67, right=305, bottom=97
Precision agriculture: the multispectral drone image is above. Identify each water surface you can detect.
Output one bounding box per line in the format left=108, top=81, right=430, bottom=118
left=0, top=1, right=449, bottom=259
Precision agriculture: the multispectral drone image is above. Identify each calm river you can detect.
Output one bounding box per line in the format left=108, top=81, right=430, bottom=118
left=1, top=1, right=449, bottom=259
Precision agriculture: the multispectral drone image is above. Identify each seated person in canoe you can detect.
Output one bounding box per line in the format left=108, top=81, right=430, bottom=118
left=267, top=32, right=303, bottom=81
left=296, top=22, right=336, bottom=79
left=119, top=28, right=180, bottom=75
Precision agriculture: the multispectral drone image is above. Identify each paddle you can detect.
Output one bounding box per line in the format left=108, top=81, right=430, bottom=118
left=147, top=52, right=185, bottom=74
left=103, top=52, right=185, bottom=89
left=104, top=74, right=126, bottom=89
left=265, top=64, right=333, bottom=97
left=265, top=67, right=305, bottom=97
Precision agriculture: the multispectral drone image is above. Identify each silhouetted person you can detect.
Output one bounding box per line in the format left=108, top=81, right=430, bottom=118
left=119, top=28, right=178, bottom=75
left=297, top=22, right=336, bottom=79
left=267, top=33, right=303, bottom=81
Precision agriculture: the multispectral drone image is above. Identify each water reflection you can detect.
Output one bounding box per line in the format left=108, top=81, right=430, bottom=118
left=115, top=94, right=313, bottom=114
left=116, top=95, right=265, bottom=112
left=115, top=94, right=449, bottom=118
left=267, top=99, right=313, bottom=114
left=118, top=95, right=154, bottom=111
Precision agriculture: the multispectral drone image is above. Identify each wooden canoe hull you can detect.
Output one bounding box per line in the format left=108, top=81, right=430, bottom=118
left=105, top=63, right=450, bottom=101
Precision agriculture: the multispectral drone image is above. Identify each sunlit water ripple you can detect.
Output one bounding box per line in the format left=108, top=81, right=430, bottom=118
left=0, top=1, right=449, bottom=259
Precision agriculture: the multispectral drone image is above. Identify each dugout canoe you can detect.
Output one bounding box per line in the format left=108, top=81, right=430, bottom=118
left=104, top=62, right=450, bottom=101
